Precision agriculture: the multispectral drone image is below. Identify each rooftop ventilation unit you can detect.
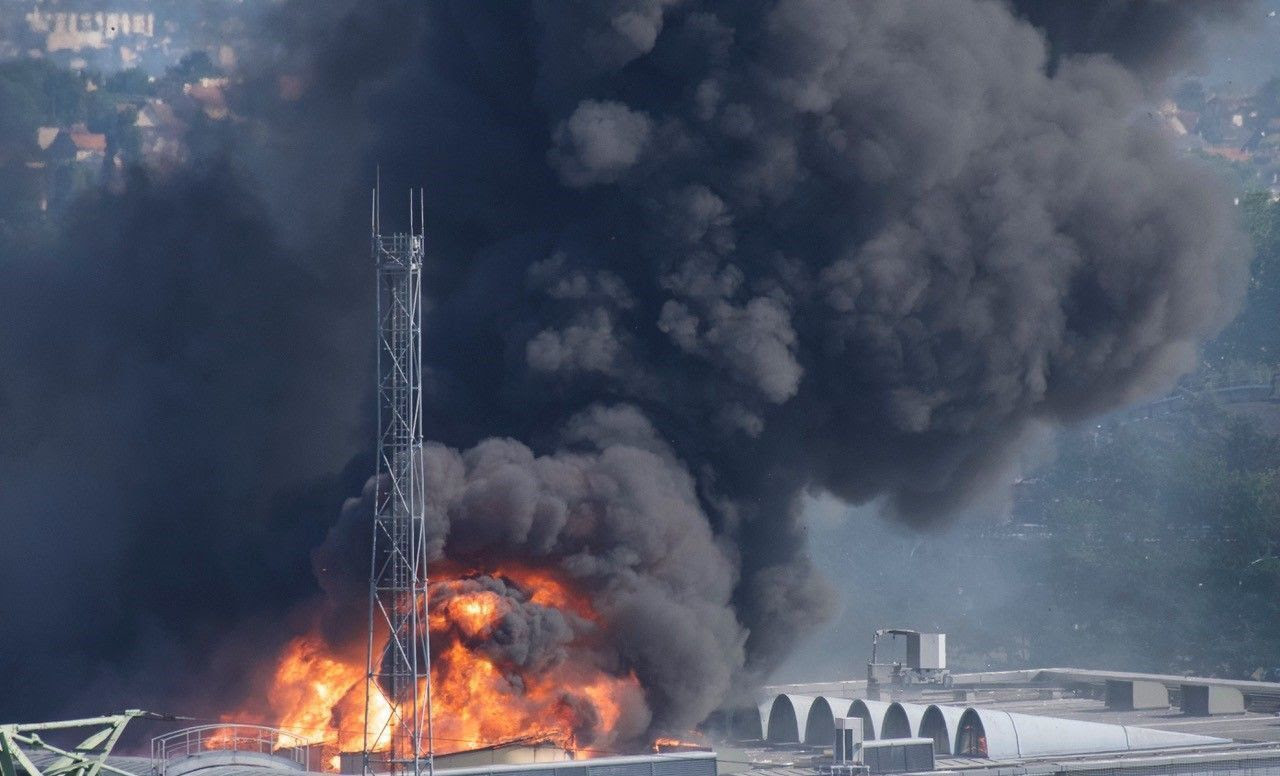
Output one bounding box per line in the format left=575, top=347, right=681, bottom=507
left=832, top=717, right=933, bottom=776
left=1181, top=684, right=1246, bottom=716
left=852, top=739, right=935, bottom=775
left=833, top=717, right=863, bottom=764
left=1105, top=680, right=1169, bottom=711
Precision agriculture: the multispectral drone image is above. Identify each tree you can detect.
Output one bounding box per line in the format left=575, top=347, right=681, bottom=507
left=0, top=60, right=95, bottom=151
left=1173, top=79, right=1206, bottom=113
left=1206, top=193, right=1280, bottom=367
left=171, top=51, right=220, bottom=84
left=1024, top=405, right=1280, bottom=678
left=0, top=69, right=42, bottom=151
left=1257, top=77, right=1280, bottom=119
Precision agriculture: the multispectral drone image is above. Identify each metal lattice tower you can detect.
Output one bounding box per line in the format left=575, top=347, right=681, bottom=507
left=364, top=185, right=433, bottom=776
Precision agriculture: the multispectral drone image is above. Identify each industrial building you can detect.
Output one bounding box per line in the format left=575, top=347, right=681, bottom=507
left=716, top=666, right=1280, bottom=775
left=9, top=662, right=1280, bottom=776
left=1, top=715, right=717, bottom=776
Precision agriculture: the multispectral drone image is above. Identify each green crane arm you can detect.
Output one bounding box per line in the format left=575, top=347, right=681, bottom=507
left=0, top=712, right=151, bottom=776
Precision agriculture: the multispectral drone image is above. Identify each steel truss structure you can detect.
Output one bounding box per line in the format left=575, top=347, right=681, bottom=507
left=0, top=712, right=146, bottom=776
left=364, top=185, right=433, bottom=776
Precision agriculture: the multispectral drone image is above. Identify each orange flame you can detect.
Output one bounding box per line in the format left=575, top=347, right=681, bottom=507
left=219, top=567, right=643, bottom=769
left=652, top=736, right=707, bottom=752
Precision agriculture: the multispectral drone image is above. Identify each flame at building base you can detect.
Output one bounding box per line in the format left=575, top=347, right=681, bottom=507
left=219, top=566, right=648, bottom=768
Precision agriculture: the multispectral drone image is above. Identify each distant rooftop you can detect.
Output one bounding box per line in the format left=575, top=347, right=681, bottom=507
left=730, top=667, right=1280, bottom=775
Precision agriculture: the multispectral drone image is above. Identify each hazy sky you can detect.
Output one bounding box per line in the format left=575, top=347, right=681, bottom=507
left=1194, top=0, right=1280, bottom=93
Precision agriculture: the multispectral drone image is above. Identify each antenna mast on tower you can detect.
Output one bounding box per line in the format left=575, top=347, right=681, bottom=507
left=364, top=181, right=433, bottom=776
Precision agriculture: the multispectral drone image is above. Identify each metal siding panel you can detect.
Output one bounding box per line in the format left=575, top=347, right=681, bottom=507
left=918, top=635, right=946, bottom=671
left=651, top=759, right=714, bottom=776
left=587, top=763, right=650, bottom=776
left=1006, top=709, right=1130, bottom=757
left=903, top=743, right=934, bottom=772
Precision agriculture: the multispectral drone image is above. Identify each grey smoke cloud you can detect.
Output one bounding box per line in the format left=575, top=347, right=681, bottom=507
left=0, top=0, right=1251, bottom=747
left=659, top=297, right=803, bottom=403
left=550, top=101, right=654, bottom=188
left=527, top=309, right=624, bottom=376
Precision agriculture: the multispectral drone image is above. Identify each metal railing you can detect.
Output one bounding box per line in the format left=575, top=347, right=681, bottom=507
left=151, top=725, right=311, bottom=775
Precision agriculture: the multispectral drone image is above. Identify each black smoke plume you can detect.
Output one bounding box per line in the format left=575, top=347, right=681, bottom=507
left=1010, top=0, right=1254, bottom=85
left=0, top=0, right=1249, bottom=745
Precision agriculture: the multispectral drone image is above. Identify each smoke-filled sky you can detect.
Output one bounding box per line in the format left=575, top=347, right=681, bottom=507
left=0, top=0, right=1256, bottom=742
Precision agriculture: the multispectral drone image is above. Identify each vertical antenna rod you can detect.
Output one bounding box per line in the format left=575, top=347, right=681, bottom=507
left=365, top=185, right=433, bottom=776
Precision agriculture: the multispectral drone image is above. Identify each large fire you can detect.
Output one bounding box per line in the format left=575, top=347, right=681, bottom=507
left=221, top=566, right=644, bottom=767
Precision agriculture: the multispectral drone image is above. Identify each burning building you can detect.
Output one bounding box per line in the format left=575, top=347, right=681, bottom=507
left=212, top=567, right=653, bottom=765
left=196, top=194, right=664, bottom=771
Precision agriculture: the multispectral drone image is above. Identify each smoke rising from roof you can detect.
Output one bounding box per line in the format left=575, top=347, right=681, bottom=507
left=0, top=0, right=1250, bottom=741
